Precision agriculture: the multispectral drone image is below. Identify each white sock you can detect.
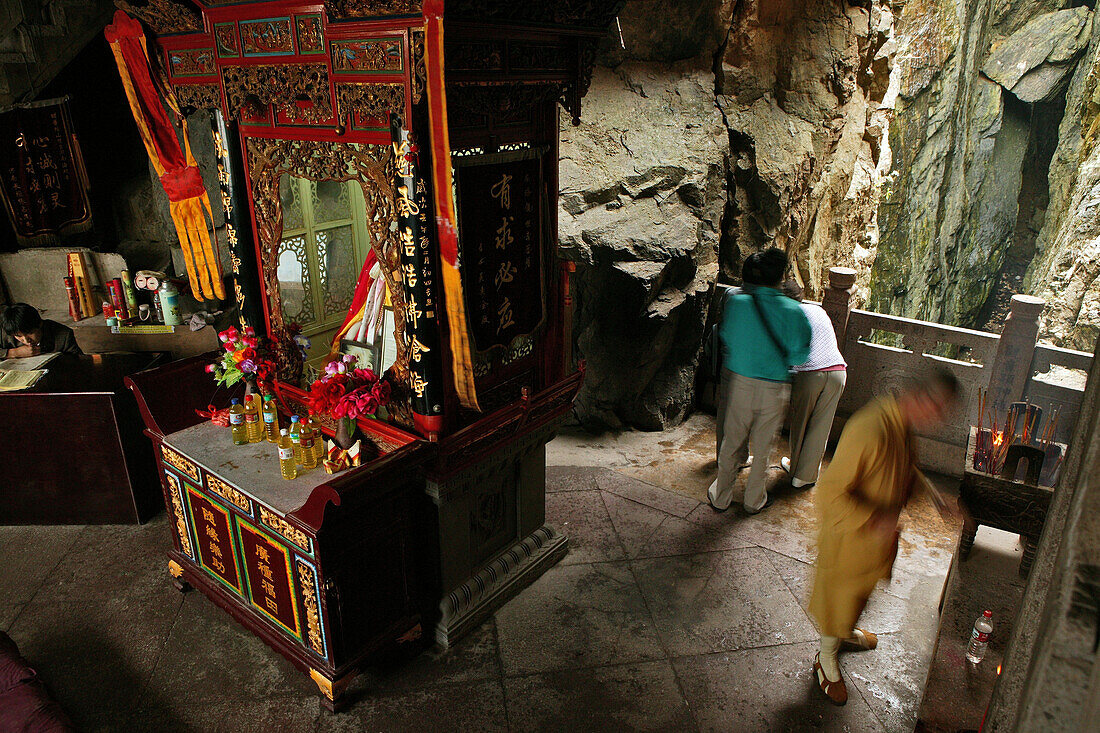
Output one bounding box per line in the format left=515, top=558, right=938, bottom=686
left=819, top=636, right=841, bottom=681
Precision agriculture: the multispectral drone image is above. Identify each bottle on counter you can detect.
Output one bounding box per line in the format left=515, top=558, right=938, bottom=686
left=300, top=420, right=318, bottom=470
left=278, top=428, right=296, bottom=480
left=289, top=415, right=303, bottom=465
left=158, top=281, right=182, bottom=326
left=966, top=610, right=993, bottom=664
left=244, top=393, right=262, bottom=443
left=306, top=411, right=326, bottom=465
left=229, top=399, right=248, bottom=445
left=262, top=394, right=280, bottom=443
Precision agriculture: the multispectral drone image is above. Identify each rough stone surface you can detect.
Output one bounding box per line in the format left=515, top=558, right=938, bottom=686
left=561, top=63, right=725, bottom=431
left=1025, top=12, right=1100, bottom=351
left=562, top=0, right=898, bottom=430
left=982, top=7, right=1094, bottom=103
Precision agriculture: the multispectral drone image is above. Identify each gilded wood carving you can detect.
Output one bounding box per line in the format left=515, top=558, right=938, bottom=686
left=325, top=0, right=423, bottom=19
left=174, top=84, right=221, bottom=112
left=245, top=137, right=411, bottom=387
left=116, top=0, right=202, bottom=35
left=335, top=83, right=405, bottom=126
left=222, top=64, right=332, bottom=122
left=410, top=30, right=426, bottom=105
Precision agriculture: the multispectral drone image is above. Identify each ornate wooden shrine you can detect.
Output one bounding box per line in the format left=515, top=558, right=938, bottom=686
left=120, top=0, right=623, bottom=710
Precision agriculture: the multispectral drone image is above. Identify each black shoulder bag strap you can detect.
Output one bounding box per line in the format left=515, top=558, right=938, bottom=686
left=751, top=291, right=790, bottom=364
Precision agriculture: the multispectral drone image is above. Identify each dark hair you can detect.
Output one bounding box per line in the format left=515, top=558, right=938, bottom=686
left=921, top=367, right=961, bottom=400
left=756, top=248, right=788, bottom=287
left=1, top=303, right=42, bottom=336
left=780, top=280, right=803, bottom=301
left=741, top=252, right=761, bottom=286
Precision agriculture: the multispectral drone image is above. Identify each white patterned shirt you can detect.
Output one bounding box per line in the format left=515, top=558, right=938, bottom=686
left=792, top=302, right=846, bottom=372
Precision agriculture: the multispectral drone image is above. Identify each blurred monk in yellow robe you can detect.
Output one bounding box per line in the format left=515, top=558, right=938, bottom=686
left=810, top=369, right=959, bottom=705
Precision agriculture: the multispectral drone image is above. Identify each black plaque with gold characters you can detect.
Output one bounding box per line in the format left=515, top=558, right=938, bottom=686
left=391, top=117, right=445, bottom=419
left=212, top=110, right=265, bottom=329
left=453, top=149, right=545, bottom=354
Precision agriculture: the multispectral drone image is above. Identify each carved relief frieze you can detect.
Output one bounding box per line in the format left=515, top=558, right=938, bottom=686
left=335, top=82, right=405, bottom=127
left=116, top=0, right=202, bottom=35
left=446, top=82, right=561, bottom=127
left=174, top=83, right=221, bottom=112
left=325, top=1, right=423, bottom=19
left=331, top=38, right=403, bottom=73
left=221, top=64, right=332, bottom=123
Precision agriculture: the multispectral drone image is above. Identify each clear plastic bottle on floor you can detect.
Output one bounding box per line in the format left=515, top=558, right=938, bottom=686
left=229, top=399, right=248, bottom=445
left=966, top=610, right=993, bottom=663
left=277, top=428, right=296, bottom=480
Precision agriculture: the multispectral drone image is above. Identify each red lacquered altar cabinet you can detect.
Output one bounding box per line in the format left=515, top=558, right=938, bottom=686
left=121, top=0, right=622, bottom=709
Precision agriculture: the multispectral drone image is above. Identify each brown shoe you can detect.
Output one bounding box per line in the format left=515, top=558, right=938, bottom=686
left=841, top=628, right=878, bottom=651
left=813, top=653, right=848, bottom=706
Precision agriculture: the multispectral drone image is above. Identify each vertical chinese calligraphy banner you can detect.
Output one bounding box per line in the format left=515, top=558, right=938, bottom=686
left=454, top=151, right=545, bottom=354
left=0, top=97, right=92, bottom=245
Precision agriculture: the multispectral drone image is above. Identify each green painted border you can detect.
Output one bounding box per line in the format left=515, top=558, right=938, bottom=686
left=184, top=485, right=245, bottom=597
left=214, top=22, right=239, bottom=59
left=235, top=516, right=303, bottom=642
left=294, top=15, right=325, bottom=56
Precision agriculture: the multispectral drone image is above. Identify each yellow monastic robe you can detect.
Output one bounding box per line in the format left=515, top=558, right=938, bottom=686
left=810, top=397, right=919, bottom=637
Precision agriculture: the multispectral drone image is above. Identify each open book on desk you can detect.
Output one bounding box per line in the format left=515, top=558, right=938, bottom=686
left=0, top=368, right=48, bottom=391
left=0, top=352, right=60, bottom=371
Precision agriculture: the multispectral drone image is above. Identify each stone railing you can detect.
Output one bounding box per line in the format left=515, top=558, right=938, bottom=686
left=821, top=268, right=1093, bottom=477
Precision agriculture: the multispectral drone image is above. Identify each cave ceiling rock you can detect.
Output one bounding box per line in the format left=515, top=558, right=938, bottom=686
left=982, top=6, right=1094, bottom=103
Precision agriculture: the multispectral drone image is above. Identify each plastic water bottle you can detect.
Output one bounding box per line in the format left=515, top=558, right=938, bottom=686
left=966, top=610, right=993, bottom=663
left=278, top=429, right=296, bottom=480
left=229, top=399, right=248, bottom=445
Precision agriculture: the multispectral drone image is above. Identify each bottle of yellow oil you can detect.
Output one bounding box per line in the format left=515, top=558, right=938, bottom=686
left=289, top=415, right=303, bottom=465
left=244, top=393, right=262, bottom=443
left=306, top=411, right=326, bottom=465
left=262, top=394, right=280, bottom=443
left=300, top=420, right=318, bottom=470
left=277, top=428, right=296, bottom=480
left=229, top=399, right=248, bottom=445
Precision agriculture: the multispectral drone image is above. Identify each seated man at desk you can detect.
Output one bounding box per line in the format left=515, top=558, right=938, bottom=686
left=1, top=303, right=82, bottom=358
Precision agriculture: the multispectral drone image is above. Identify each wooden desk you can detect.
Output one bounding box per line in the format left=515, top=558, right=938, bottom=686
left=0, top=352, right=167, bottom=525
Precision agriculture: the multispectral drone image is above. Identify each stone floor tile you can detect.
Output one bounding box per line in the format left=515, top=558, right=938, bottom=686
left=603, top=492, right=755, bottom=560
left=546, top=490, right=627, bottom=565
left=495, top=561, right=665, bottom=676
left=673, top=643, right=885, bottom=733
left=142, top=591, right=317, bottom=703
left=359, top=617, right=501, bottom=694
left=763, top=549, right=918, bottom=636
left=841, top=631, right=935, bottom=732
left=503, top=660, right=695, bottom=732
left=6, top=521, right=187, bottom=730
left=545, top=465, right=602, bottom=493
left=596, top=470, right=701, bottom=518
left=318, top=679, right=509, bottom=732
left=0, top=524, right=84, bottom=628
left=632, top=548, right=817, bottom=657
left=127, top=692, right=321, bottom=732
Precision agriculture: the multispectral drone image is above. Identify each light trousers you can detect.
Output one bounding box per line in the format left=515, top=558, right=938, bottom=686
left=710, top=370, right=790, bottom=512
left=788, top=369, right=846, bottom=484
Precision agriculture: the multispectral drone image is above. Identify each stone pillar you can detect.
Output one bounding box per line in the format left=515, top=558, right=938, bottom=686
left=822, top=267, right=856, bottom=348
left=985, top=295, right=1044, bottom=412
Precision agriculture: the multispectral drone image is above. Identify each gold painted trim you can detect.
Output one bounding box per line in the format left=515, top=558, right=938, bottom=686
left=162, top=447, right=200, bottom=483
left=168, top=559, right=184, bottom=579
left=296, top=560, right=325, bottom=657
left=259, top=506, right=312, bottom=553
left=206, top=474, right=253, bottom=516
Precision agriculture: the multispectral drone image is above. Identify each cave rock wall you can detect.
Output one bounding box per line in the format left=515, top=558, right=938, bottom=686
left=871, top=0, right=1094, bottom=329
left=560, top=0, right=899, bottom=430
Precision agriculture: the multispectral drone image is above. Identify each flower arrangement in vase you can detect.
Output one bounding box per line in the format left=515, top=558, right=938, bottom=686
left=206, top=326, right=277, bottom=394
left=305, top=354, right=391, bottom=450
